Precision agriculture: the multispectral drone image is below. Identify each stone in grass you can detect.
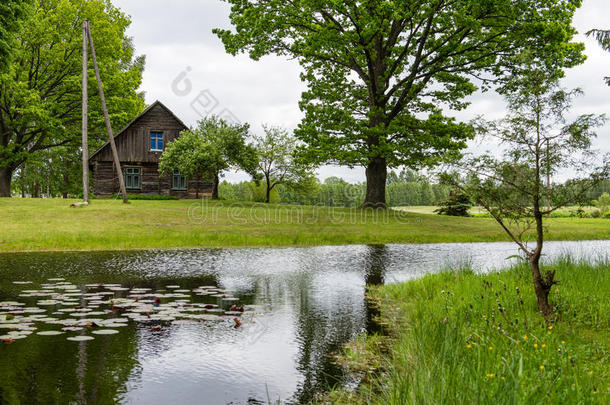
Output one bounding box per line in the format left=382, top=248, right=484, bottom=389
left=67, top=336, right=94, bottom=342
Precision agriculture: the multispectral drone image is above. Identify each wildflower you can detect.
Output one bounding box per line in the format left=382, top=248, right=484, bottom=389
left=486, top=373, right=495, bottom=378
left=466, top=344, right=472, bottom=349
left=588, top=371, right=593, bottom=375
left=489, top=346, right=493, bottom=351
left=523, top=335, right=528, bottom=340
left=534, top=343, right=538, bottom=348
left=561, top=341, right=566, bottom=345
left=548, top=325, right=553, bottom=330
left=540, top=365, right=545, bottom=370
left=500, top=376, right=505, bottom=380
left=547, top=331, right=552, bottom=335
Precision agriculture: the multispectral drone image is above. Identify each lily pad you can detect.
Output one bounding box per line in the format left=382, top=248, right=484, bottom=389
left=67, top=336, right=94, bottom=342
left=91, top=329, right=119, bottom=335
left=36, top=331, right=64, bottom=336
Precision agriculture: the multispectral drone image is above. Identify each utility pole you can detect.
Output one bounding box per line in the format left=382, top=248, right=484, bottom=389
left=546, top=138, right=551, bottom=218
left=85, top=20, right=128, bottom=203
left=81, top=20, right=89, bottom=203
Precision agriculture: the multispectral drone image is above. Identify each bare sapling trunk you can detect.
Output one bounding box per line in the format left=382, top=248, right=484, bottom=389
left=530, top=200, right=556, bottom=319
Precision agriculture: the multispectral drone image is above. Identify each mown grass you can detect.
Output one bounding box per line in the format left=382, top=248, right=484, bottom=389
left=326, top=258, right=609, bottom=404
left=0, top=198, right=609, bottom=252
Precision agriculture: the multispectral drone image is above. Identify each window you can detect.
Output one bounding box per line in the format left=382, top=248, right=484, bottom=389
left=172, top=170, right=187, bottom=191
left=150, top=131, right=164, bottom=151
left=125, top=167, right=141, bottom=190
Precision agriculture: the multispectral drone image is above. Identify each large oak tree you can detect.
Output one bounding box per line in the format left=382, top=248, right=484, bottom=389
left=215, top=0, right=585, bottom=206
left=0, top=0, right=145, bottom=196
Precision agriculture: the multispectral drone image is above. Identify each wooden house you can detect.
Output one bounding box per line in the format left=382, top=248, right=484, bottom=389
left=89, top=101, right=212, bottom=199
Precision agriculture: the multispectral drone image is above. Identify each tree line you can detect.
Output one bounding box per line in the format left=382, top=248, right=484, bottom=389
left=219, top=170, right=452, bottom=207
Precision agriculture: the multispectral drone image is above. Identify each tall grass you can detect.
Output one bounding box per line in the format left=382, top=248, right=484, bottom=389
left=327, top=258, right=609, bottom=404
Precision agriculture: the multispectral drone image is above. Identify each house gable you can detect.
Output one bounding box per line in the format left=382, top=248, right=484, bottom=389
left=89, top=101, right=188, bottom=164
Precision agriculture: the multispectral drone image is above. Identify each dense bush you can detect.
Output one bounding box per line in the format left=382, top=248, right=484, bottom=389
left=434, top=191, right=472, bottom=216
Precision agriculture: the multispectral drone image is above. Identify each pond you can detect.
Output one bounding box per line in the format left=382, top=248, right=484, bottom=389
left=0, top=240, right=608, bottom=404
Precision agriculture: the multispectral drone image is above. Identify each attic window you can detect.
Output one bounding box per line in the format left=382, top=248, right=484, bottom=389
left=150, top=132, right=164, bottom=151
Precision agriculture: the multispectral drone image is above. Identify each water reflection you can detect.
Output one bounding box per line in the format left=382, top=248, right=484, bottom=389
left=0, top=240, right=607, bottom=404
left=364, top=245, right=387, bottom=335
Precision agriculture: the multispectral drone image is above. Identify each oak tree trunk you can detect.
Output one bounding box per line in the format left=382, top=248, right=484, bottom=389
left=0, top=167, right=12, bottom=197
left=363, top=157, right=387, bottom=208
left=265, top=174, right=271, bottom=203
left=212, top=172, right=219, bottom=199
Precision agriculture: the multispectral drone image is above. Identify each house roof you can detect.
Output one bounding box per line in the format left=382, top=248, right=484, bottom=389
left=88, top=100, right=189, bottom=161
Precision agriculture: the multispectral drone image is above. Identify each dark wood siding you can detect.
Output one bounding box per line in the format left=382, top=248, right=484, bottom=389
left=89, top=101, right=214, bottom=199
left=92, top=103, right=186, bottom=163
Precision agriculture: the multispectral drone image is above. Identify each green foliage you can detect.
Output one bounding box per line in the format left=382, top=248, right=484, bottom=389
left=0, top=0, right=31, bottom=72
left=159, top=116, right=258, bottom=198
left=328, top=259, right=610, bottom=404
left=434, top=191, right=472, bottom=217
left=253, top=125, right=315, bottom=202
left=592, top=192, right=610, bottom=213
left=215, top=0, right=585, bottom=204
left=0, top=0, right=145, bottom=195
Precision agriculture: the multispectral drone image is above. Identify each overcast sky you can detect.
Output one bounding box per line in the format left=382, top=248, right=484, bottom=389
left=113, top=0, right=610, bottom=183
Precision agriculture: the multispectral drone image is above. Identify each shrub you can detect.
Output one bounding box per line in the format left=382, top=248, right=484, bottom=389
left=434, top=191, right=472, bottom=216
left=592, top=192, right=610, bottom=213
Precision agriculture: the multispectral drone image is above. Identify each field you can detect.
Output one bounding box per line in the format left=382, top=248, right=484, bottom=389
left=327, top=258, right=610, bottom=404
left=0, top=198, right=609, bottom=252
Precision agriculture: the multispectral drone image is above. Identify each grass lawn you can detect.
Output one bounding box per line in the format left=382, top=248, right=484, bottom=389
left=326, top=259, right=609, bottom=404
left=0, top=198, right=609, bottom=252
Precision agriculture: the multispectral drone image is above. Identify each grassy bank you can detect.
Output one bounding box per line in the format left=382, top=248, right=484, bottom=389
left=1, top=198, right=609, bottom=252
left=327, top=259, right=609, bottom=404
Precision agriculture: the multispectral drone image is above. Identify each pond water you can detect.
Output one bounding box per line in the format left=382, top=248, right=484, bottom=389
left=0, top=240, right=608, bottom=404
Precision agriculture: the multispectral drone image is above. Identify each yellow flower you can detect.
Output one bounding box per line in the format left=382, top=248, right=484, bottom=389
left=548, top=331, right=552, bottom=335
left=588, top=371, right=593, bottom=375
left=500, top=376, right=505, bottom=380
left=548, top=325, right=553, bottom=330
left=523, top=335, right=528, bottom=340
left=534, top=343, right=538, bottom=348
left=486, top=373, right=495, bottom=378
left=489, top=346, right=493, bottom=351
left=541, top=344, right=546, bottom=348
left=540, top=365, right=545, bottom=370
left=466, top=344, right=472, bottom=349
left=561, top=341, right=566, bottom=345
